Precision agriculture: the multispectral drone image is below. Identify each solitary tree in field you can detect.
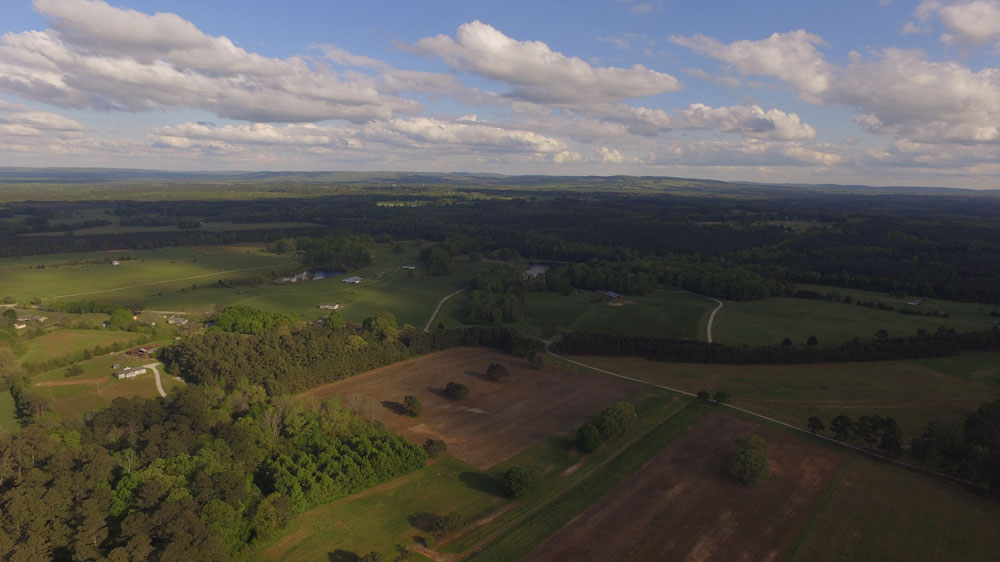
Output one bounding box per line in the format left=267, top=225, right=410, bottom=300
left=444, top=382, right=469, bottom=400
left=501, top=466, right=539, bottom=497
left=807, top=416, right=825, bottom=434
left=731, top=435, right=770, bottom=485
left=782, top=338, right=793, bottom=346
left=697, top=390, right=711, bottom=401
left=597, top=402, right=638, bottom=438
left=402, top=395, right=422, bottom=418
left=575, top=424, right=602, bottom=453
left=806, top=335, right=819, bottom=346
left=486, top=362, right=510, bottom=381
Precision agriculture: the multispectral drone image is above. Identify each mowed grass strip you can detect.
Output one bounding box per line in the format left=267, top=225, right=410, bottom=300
left=0, top=392, right=19, bottom=433
left=464, top=402, right=708, bottom=562
left=567, top=354, right=1000, bottom=439
left=787, top=457, right=1000, bottom=562
left=18, top=329, right=140, bottom=364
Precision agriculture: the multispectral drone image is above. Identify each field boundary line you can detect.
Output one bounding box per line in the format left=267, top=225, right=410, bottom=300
left=424, top=287, right=466, bottom=332
left=41, top=261, right=300, bottom=300
left=781, top=457, right=854, bottom=562
left=546, top=347, right=994, bottom=493
left=453, top=401, right=694, bottom=560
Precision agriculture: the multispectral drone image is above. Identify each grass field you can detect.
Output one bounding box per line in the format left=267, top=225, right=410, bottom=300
left=787, top=457, right=1000, bottom=562
left=0, top=244, right=296, bottom=304
left=17, top=329, right=141, bottom=364
left=436, top=289, right=716, bottom=340
left=255, top=455, right=501, bottom=562
left=562, top=353, right=1000, bottom=440
left=145, top=249, right=482, bottom=326
left=715, top=285, right=997, bottom=346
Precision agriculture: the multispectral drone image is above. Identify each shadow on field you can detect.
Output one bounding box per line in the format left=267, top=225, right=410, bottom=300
left=381, top=400, right=405, bottom=415
left=408, top=512, right=438, bottom=533
left=459, top=471, right=504, bottom=496
left=327, top=550, right=360, bottom=562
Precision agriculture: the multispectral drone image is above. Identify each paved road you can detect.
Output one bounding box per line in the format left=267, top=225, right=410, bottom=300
left=423, top=288, right=466, bottom=332
left=143, top=363, right=167, bottom=398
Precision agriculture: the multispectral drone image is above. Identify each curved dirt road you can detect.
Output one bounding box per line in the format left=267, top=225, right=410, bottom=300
left=423, top=288, right=466, bottom=332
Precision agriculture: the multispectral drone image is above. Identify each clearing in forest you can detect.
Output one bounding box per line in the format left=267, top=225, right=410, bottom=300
left=522, top=413, right=843, bottom=562
left=297, top=347, right=638, bottom=469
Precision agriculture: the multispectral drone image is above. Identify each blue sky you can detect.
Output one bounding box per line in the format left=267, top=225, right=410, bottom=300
left=1, top=0, right=1000, bottom=187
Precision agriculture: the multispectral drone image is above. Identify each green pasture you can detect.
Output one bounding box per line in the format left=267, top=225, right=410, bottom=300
left=714, top=285, right=997, bottom=346
left=145, top=249, right=481, bottom=326
left=436, top=289, right=716, bottom=340
left=0, top=244, right=296, bottom=304
left=564, top=353, right=1000, bottom=440
left=17, top=329, right=142, bottom=365
left=788, top=458, right=1000, bottom=562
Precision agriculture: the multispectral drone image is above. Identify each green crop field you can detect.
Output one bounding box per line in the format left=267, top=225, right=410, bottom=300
left=17, top=329, right=142, bottom=365
left=714, top=285, right=997, bottom=347
left=787, top=457, right=1000, bottom=562
left=562, top=353, right=1000, bottom=439
left=0, top=244, right=297, bottom=304
left=435, top=289, right=716, bottom=340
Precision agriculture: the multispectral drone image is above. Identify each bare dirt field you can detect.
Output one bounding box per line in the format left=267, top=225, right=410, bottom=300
left=298, top=347, right=638, bottom=469
left=522, top=413, right=844, bottom=562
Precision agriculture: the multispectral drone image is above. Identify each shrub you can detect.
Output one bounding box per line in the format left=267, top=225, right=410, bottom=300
left=486, top=362, right=510, bottom=381
left=731, top=435, right=770, bottom=485
left=575, top=424, right=602, bottom=453
left=444, top=382, right=469, bottom=400
left=712, top=390, right=731, bottom=404
left=402, top=395, right=422, bottom=417
left=597, top=402, right=637, bottom=438
left=501, top=466, right=539, bottom=498
left=423, top=439, right=447, bottom=459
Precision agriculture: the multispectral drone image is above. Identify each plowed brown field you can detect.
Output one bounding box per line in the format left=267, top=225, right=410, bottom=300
left=522, top=413, right=844, bottom=562
left=297, top=348, right=638, bottom=469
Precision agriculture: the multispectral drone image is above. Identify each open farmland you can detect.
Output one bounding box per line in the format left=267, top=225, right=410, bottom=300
left=714, top=286, right=998, bottom=347
left=786, top=457, right=1000, bottom=562
left=298, top=347, right=638, bottom=469
left=564, top=353, right=1000, bottom=439
left=17, top=329, right=141, bottom=364
left=0, top=244, right=296, bottom=304
left=523, top=414, right=843, bottom=562
left=436, top=289, right=716, bottom=340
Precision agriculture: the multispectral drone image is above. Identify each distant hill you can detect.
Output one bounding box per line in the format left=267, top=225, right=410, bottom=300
left=0, top=166, right=996, bottom=197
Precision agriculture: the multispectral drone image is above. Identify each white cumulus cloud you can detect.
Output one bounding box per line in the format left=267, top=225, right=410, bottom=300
left=415, top=21, right=681, bottom=104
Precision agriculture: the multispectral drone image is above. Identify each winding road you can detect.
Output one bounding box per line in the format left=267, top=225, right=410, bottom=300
left=702, top=295, right=724, bottom=343
left=143, top=363, right=167, bottom=398
left=423, top=287, right=466, bottom=332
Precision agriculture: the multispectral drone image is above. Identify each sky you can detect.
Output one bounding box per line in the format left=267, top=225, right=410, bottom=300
left=1, top=1, right=1000, bottom=188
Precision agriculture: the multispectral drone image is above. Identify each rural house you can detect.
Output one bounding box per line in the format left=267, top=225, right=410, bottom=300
left=342, top=276, right=363, bottom=284
left=114, top=366, right=147, bottom=380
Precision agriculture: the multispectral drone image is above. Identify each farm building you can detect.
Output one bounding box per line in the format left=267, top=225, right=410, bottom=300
left=126, top=346, right=157, bottom=358
left=114, top=367, right=147, bottom=380
left=17, top=314, right=47, bottom=323
left=111, top=260, right=120, bottom=266
left=342, top=276, right=364, bottom=284
left=318, top=303, right=341, bottom=310
left=167, top=316, right=188, bottom=325
left=13, top=323, right=26, bottom=330
left=401, top=265, right=416, bottom=270
left=606, top=291, right=621, bottom=299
